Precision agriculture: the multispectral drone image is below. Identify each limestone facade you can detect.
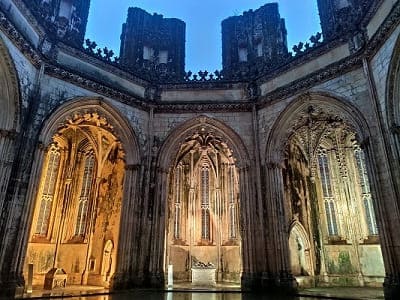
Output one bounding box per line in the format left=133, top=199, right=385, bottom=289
left=0, top=0, right=399, bottom=298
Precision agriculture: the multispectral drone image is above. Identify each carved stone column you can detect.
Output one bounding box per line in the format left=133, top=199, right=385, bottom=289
left=364, top=136, right=400, bottom=299
left=0, top=129, right=16, bottom=218
left=263, top=161, right=297, bottom=293
left=148, top=167, right=169, bottom=287
left=111, top=163, right=140, bottom=289
left=239, top=165, right=257, bottom=289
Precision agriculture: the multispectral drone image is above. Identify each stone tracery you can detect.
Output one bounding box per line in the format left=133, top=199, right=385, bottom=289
left=26, top=111, right=126, bottom=287
left=279, top=98, right=384, bottom=287
left=166, top=126, right=242, bottom=282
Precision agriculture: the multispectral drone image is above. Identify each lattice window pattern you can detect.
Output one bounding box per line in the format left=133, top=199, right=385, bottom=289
left=318, top=153, right=339, bottom=236
left=354, top=149, right=378, bottom=235
left=35, top=146, right=61, bottom=236
left=228, top=165, right=236, bottom=239
left=75, top=154, right=95, bottom=236
left=174, top=164, right=182, bottom=239
left=201, top=165, right=210, bottom=240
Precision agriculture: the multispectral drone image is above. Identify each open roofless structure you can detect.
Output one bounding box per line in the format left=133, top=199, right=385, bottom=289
left=0, top=0, right=400, bottom=298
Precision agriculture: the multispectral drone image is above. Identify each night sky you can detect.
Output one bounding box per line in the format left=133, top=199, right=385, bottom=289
left=86, top=0, right=321, bottom=72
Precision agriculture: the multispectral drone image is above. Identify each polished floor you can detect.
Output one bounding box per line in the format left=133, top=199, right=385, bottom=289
left=15, top=285, right=384, bottom=300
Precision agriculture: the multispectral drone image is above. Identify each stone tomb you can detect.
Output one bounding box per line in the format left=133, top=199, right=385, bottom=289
left=191, top=262, right=216, bottom=286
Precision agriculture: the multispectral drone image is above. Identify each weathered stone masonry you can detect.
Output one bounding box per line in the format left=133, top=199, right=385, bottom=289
left=0, top=0, right=400, bottom=299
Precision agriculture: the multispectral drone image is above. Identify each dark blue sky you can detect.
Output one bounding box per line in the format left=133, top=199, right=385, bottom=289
left=86, top=0, right=321, bottom=72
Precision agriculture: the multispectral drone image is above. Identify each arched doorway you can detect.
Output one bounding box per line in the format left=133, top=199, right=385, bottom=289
left=157, top=117, right=251, bottom=286
left=267, top=93, right=385, bottom=287
left=289, top=222, right=313, bottom=278
left=23, top=98, right=140, bottom=289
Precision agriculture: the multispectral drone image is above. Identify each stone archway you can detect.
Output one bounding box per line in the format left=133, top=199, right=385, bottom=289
left=150, top=116, right=252, bottom=287
left=22, top=98, right=140, bottom=290
left=266, top=92, right=385, bottom=287
left=386, top=35, right=400, bottom=197
left=0, top=35, right=20, bottom=223
left=289, top=221, right=313, bottom=278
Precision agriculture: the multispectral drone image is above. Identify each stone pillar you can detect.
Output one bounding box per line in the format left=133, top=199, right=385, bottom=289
left=111, top=164, right=140, bottom=289
left=362, top=139, right=400, bottom=299
left=0, top=129, right=16, bottom=218
left=263, top=161, right=297, bottom=293
left=239, top=166, right=257, bottom=289
left=148, top=167, right=169, bottom=288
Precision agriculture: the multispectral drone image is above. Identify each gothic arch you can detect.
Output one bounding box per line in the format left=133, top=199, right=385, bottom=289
left=264, top=92, right=385, bottom=287
left=38, top=97, right=140, bottom=165
left=21, top=97, right=141, bottom=289
left=149, top=115, right=254, bottom=286
left=266, top=92, right=371, bottom=164
left=0, top=35, right=20, bottom=131
left=157, top=116, right=251, bottom=171
left=288, top=221, right=314, bottom=277
left=386, top=35, right=400, bottom=129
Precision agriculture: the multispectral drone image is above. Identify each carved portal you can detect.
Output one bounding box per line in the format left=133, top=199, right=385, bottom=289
left=283, top=105, right=384, bottom=286
left=25, top=112, right=125, bottom=288
left=166, top=126, right=242, bottom=283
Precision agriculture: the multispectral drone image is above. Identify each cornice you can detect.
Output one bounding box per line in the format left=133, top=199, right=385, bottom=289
left=153, top=102, right=253, bottom=113
left=8, top=0, right=46, bottom=38
left=57, top=43, right=151, bottom=87
left=255, top=39, right=347, bottom=84
left=364, top=0, right=400, bottom=58
left=0, top=0, right=398, bottom=115
left=44, top=64, right=151, bottom=111
left=0, top=9, right=42, bottom=67
left=257, top=54, right=363, bottom=108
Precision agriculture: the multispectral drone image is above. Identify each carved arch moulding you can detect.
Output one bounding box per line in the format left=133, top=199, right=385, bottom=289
left=265, top=92, right=371, bottom=166
left=157, top=115, right=251, bottom=171
left=39, top=97, right=141, bottom=166
left=0, top=35, right=20, bottom=132
left=386, top=34, right=400, bottom=133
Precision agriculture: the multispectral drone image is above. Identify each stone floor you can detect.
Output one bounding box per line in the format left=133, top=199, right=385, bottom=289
left=12, top=284, right=385, bottom=299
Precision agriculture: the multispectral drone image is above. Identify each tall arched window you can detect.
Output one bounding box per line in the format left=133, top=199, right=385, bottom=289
left=318, top=152, right=339, bottom=236
left=354, top=148, right=378, bottom=235
left=35, top=145, right=61, bottom=236
left=201, top=164, right=210, bottom=240
left=75, top=154, right=95, bottom=236
left=174, top=164, right=182, bottom=239
left=228, top=165, right=237, bottom=239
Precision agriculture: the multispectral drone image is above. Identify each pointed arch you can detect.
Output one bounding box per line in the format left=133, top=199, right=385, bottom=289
left=0, top=36, right=20, bottom=132
left=386, top=35, right=400, bottom=128
left=288, top=221, right=314, bottom=277
left=39, top=97, right=141, bottom=165
left=266, top=92, right=371, bottom=164
left=157, top=115, right=251, bottom=170
left=22, top=97, right=141, bottom=289
left=149, top=115, right=253, bottom=285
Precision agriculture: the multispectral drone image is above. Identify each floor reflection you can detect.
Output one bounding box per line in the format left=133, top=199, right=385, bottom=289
left=77, top=292, right=330, bottom=300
